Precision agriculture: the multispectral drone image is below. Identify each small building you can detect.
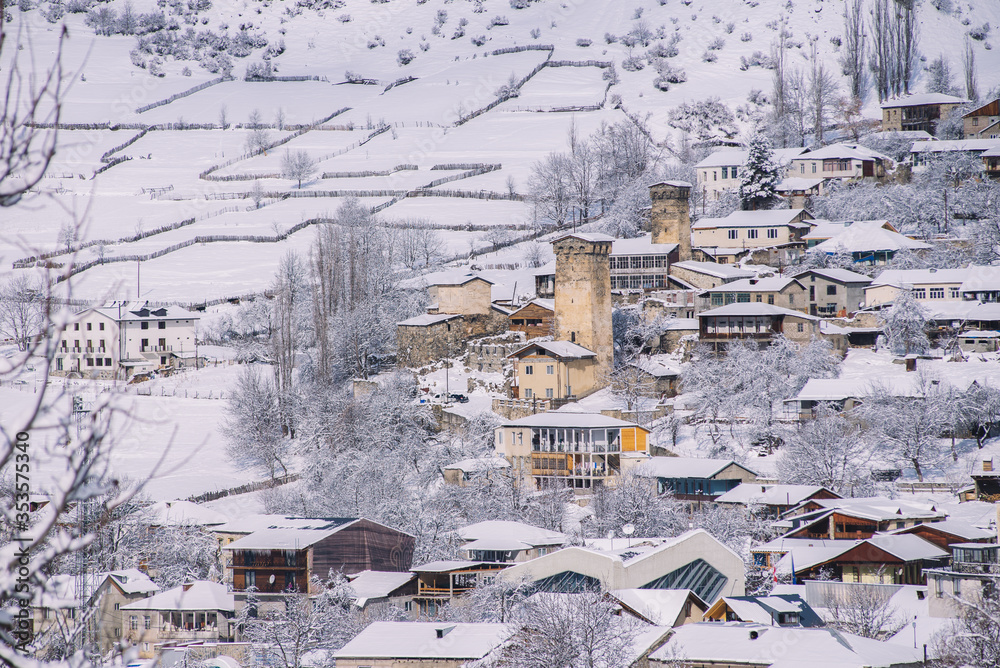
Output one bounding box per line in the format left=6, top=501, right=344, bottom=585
left=610, top=588, right=707, bottom=626
left=120, top=581, right=235, bottom=659
left=334, top=621, right=512, bottom=668
left=508, top=340, right=599, bottom=401
left=455, top=520, right=567, bottom=563
left=532, top=261, right=555, bottom=299
left=789, top=143, right=891, bottom=181
left=880, top=92, right=969, bottom=134
left=697, top=303, right=823, bottom=347
left=609, top=235, right=678, bottom=292
left=865, top=267, right=972, bottom=307
left=984, top=145, right=1000, bottom=179
left=775, top=177, right=825, bottom=208
left=506, top=299, right=554, bottom=339
left=801, top=219, right=898, bottom=248
left=971, top=457, right=1000, bottom=502
left=714, top=484, right=841, bottom=517
left=441, top=457, right=511, bottom=487
left=345, top=570, right=418, bottom=612
left=691, top=209, right=814, bottom=251
left=494, top=412, right=651, bottom=493
left=958, top=330, right=1000, bottom=353
left=648, top=621, right=924, bottom=667
left=425, top=273, right=495, bottom=316
left=888, top=520, right=996, bottom=550
left=502, top=529, right=747, bottom=604
left=410, top=561, right=511, bottom=616
left=909, top=137, right=1000, bottom=169
left=628, top=358, right=681, bottom=398
left=668, top=261, right=755, bottom=290
left=396, top=313, right=466, bottom=368
left=926, top=543, right=1000, bottom=618
left=94, top=569, right=161, bottom=654
left=792, top=267, right=873, bottom=316
left=221, top=518, right=416, bottom=593
left=695, top=146, right=808, bottom=201
left=812, top=220, right=932, bottom=265
left=963, top=97, right=1000, bottom=138
left=699, top=277, right=808, bottom=313
left=635, top=457, right=759, bottom=501
left=703, top=593, right=824, bottom=627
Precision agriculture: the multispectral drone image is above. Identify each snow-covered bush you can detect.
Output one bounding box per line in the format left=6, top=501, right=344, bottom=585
left=739, top=50, right=773, bottom=70
left=337, top=13, right=350, bottom=21
left=130, top=48, right=147, bottom=68
left=576, top=37, right=591, bottom=47
left=604, top=32, right=617, bottom=43
left=701, top=50, right=717, bottom=62
left=65, top=0, right=92, bottom=13
left=17, top=0, right=33, bottom=12
left=509, top=0, right=532, bottom=7
left=621, top=55, right=644, bottom=71
left=489, top=15, right=509, bottom=27
left=707, top=36, right=725, bottom=50
left=725, top=21, right=735, bottom=33
left=397, top=48, right=415, bottom=65
left=419, top=41, right=429, bottom=51
left=42, top=2, right=63, bottom=21
left=366, top=35, right=384, bottom=48
left=471, top=34, right=486, bottom=46
left=740, top=31, right=752, bottom=41
left=668, top=97, right=737, bottom=141
left=655, top=60, right=686, bottom=83
left=969, top=22, right=990, bottom=41
left=182, top=65, right=191, bottom=75
left=530, top=27, right=541, bottom=38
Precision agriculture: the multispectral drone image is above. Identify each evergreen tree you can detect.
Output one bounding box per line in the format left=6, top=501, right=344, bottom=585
left=738, top=132, right=781, bottom=210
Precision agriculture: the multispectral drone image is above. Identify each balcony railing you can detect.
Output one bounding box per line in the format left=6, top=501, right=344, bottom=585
left=230, top=551, right=306, bottom=568
left=140, top=345, right=173, bottom=353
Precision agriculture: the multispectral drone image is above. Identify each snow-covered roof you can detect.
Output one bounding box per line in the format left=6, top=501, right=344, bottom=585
left=457, top=520, right=567, bottom=547
left=959, top=265, right=1000, bottom=292
left=509, top=340, right=597, bottom=360
left=509, top=299, right=554, bottom=316
left=635, top=457, right=757, bottom=480
left=611, top=588, right=701, bottom=626
left=611, top=235, right=678, bottom=256
left=347, top=570, right=415, bottom=604
left=910, top=138, right=1000, bottom=153
left=814, top=221, right=932, bottom=254
left=671, top=261, right=755, bottom=279
left=424, top=271, right=494, bottom=287
left=791, top=377, right=925, bottom=402
left=121, top=581, right=234, bottom=612
left=650, top=180, right=694, bottom=188
left=630, top=359, right=681, bottom=378
left=93, top=301, right=199, bottom=322
left=701, top=277, right=801, bottom=293
left=801, top=219, right=894, bottom=240
left=983, top=145, right=1000, bottom=158
left=796, top=143, right=891, bottom=162
left=880, top=92, right=969, bottom=108
left=793, top=267, right=873, bottom=284
left=695, top=147, right=808, bottom=168
left=776, top=177, right=826, bottom=192
left=889, top=519, right=996, bottom=542
left=715, top=484, right=837, bottom=507
left=551, top=232, right=615, bottom=244
left=865, top=534, right=950, bottom=561
left=224, top=526, right=355, bottom=551
left=697, top=303, right=820, bottom=320
left=397, top=313, right=462, bottom=327
left=532, top=260, right=555, bottom=277
left=870, top=267, right=971, bottom=287
left=713, top=594, right=824, bottom=627
left=503, top=412, right=641, bottom=429
left=148, top=500, right=228, bottom=527
left=103, top=569, right=160, bottom=596
left=867, top=129, right=936, bottom=140
left=215, top=515, right=358, bottom=535
left=411, top=560, right=496, bottom=573
left=692, top=209, right=810, bottom=230
left=651, top=621, right=924, bottom=667
left=334, top=622, right=511, bottom=660
left=662, top=318, right=699, bottom=330
left=442, top=457, right=511, bottom=473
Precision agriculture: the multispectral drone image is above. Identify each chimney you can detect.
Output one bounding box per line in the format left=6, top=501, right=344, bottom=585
left=436, top=626, right=455, bottom=639
left=984, top=458, right=994, bottom=473
left=182, top=581, right=194, bottom=592
left=749, top=630, right=760, bottom=640
left=649, top=181, right=692, bottom=261
left=749, top=279, right=758, bottom=285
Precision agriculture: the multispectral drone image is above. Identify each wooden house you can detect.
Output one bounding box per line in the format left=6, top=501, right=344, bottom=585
left=635, top=457, right=759, bottom=501
left=507, top=299, right=554, bottom=339
left=963, top=97, right=1000, bottom=138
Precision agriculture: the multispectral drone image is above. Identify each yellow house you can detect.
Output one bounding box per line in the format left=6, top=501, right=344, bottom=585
left=495, top=412, right=651, bottom=493
left=508, top=340, right=599, bottom=401
left=691, top=209, right=813, bottom=250
left=788, top=143, right=891, bottom=181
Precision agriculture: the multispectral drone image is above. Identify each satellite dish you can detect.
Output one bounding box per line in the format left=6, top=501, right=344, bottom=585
left=268, top=574, right=276, bottom=585
left=622, top=523, right=635, bottom=536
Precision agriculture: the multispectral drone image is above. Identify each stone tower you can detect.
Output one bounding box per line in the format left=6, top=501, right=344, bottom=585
left=650, top=181, right=692, bottom=261
left=552, top=233, right=613, bottom=375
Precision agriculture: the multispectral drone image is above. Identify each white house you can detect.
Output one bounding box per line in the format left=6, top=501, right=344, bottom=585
left=695, top=147, right=808, bottom=201
left=52, top=301, right=200, bottom=379
left=788, top=143, right=892, bottom=181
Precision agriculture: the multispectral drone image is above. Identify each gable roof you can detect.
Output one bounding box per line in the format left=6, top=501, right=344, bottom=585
left=334, top=622, right=511, bottom=660
left=93, top=301, right=199, bottom=322
left=215, top=515, right=358, bottom=536
left=870, top=267, right=972, bottom=287
left=347, top=570, right=416, bottom=605
left=707, top=594, right=825, bottom=627
left=102, top=569, right=160, bottom=596
left=636, top=457, right=758, bottom=480
left=551, top=232, right=615, bottom=244
left=801, top=219, right=896, bottom=241
left=611, top=588, right=705, bottom=626
left=220, top=517, right=413, bottom=551
left=889, top=519, right=996, bottom=542
left=508, top=299, right=554, bottom=317
left=457, top=521, right=567, bottom=548
left=695, top=147, right=808, bottom=168
left=397, top=313, right=462, bottom=327
left=880, top=92, right=969, bottom=108
left=425, top=272, right=495, bottom=287
left=692, top=209, right=810, bottom=230
left=909, top=138, right=1000, bottom=154
left=813, top=222, right=932, bottom=254
left=792, top=267, right=873, bottom=284
left=509, top=340, right=597, bottom=360
left=697, top=303, right=819, bottom=320
left=611, top=235, right=678, bottom=256
left=701, top=277, right=802, bottom=293
left=503, top=412, right=642, bottom=430
left=795, top=143, right=891, bottom=162
left=715, top=484, right=840, bottom=507
left=963, top=98, right=1000, bottom=118
left=121, top=581, right=234, bottom=612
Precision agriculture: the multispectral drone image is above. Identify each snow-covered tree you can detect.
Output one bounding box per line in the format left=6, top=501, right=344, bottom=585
left=667, top=98, right=738, bottom=142
left=879, top=289, right=930, bottom=356
left=776, top=405, right=873, bottom=494
left=738, top=131, right=781, bottom=210
left=0, top=274, right=44, bottom=351
left=823, top=582, right=906, bottom=639
left=224, top=364, right=291, bottom=478
left=933, top=589, right=1000, bottom=668
left=926, top=55, right=956, bottom=95
left=588, top=470, right=684, bottom=538
left=281, top=150, right=316, bottom=189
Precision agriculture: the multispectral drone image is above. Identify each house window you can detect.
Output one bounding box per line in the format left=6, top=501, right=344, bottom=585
left=929, top=288, right=944, bottom=299
left=524, top=365, right=533, bottom=375
left=545, top=388, right=554, bottom=398
left=711, top=294, right=724, bottom=306
left=159, top=322, right=166, bottom=329
left=115, top=628, right=121, bottom=638
left=96, top=358, right=103, bottom=367
left=713, top=171, right=717, bottom=181
left=728, top=230, right=738, bottom=240
left=935, top=577, right=943, bottom=597
left=767, top=295, right=774, bottom=305
left=86, top=323, right=92, bottom=331
left=747, top=229, right=758, bottom=239
left=954, top=578, right=961, bottom=597
left=546, top=365, right=554, bottom=375
left=826, top=285, right=837, bottom=295
left=912, top=288, right=926, bottom=299
left=99, top=322, right=104, bottom=330
left=141, top=322, right=149, bottom=329
left=811, top=163, right=817, bottom=173
left=141, top=338, right=149, bottom=349
left=722, top=167, right=729, bottom=179
left=732, top=166, right=738, bottom=178
left=86, top=358, right=93, bottom=367
left=105, top=358, right=112, bottom=366
left=144, top=616, right=151, bottom=630
left=800, top=163, right=805, bottom=174
left=57, top=358, right=63, bottom=371
left=797, top=323, right=804, bottom=332
left=789, top=294, right=795, bottom=305
left=756, top=295, right=762, bottom=302
left=525, top=388, right=533, bottom=398
left=74, top=323, right=79, bottom=330
left=950, top=287, right=960, bottom=298
left=737, top=293, right=750, bottom=303
left=767, top=229, right=778, bottom=239
left=973, top=117, right=979, bottom=126
left=130, top=616, right=138, bottom=631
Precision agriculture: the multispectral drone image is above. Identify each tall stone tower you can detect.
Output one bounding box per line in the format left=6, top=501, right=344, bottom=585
left=552, top=233, right=614, bottom=376
left=650, top=181, right=692, bottom=261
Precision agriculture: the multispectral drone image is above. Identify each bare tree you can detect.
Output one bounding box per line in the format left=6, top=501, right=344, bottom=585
left=809, top=43, right=839, bottom=145
left=933, top=589, right=1000, bottom=668
left=281, top=150, right=316, bottom=189
left=962, top=37, right=979, bottom=102
left=776, top=404, right=873, bottom=495
left=823, top=581, right=906, bottom=639
left=0, top=275, right=44, bottom=351
left=245, top=108, right=272, bottom=155
left=841, top=0, right=868, bottom=102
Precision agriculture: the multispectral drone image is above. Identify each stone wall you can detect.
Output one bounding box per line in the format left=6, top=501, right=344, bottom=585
left=553, top=236, right=613, bottom=375
left=466, top=332, right=526, bottom=373
left=650, top=181, right=692, bottom=260
left=398, top=311, right=509, bottom=368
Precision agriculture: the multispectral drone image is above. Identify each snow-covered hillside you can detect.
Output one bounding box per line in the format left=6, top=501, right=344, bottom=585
left=4, top=0, right=1000, bottom=302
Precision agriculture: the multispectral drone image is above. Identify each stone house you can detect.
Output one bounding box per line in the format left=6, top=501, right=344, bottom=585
left=691, top=209, right=814, bottom=251
left=668, top=261, right=755, bottom=290
left=508, top=340, right=599, bottom=401
left=94, top=569, right=161, bottom=654
left=788, top=143, right=891, bottom=181
left=792, top=267, right=873, bottom=316
left=441, top=457, right=511, bottom=487
left=697, top=303, right=824, bottom=348
left=699, top=277, right=808, bottom=314
left=880, top=92, right=969, bottom=133
left=427, top=275, right=494, bottom=315
left=963, top=97, right=1000, bottom=138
